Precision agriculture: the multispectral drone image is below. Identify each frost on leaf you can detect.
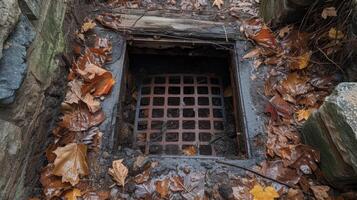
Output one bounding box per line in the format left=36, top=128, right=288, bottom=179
left=53, top=143, right=89, bottom=186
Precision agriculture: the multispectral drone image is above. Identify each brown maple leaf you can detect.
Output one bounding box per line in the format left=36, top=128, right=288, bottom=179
left=155, top=178, right=170, bottom=198
left=81, top=72, right=115, bottom=97
left=109, top=159, right=128, bottom=187
left=212, top=0, right=223, bottom=9
left=40, top=165, right=71, bottom=199
left=53, top=143, right=89, bottom=186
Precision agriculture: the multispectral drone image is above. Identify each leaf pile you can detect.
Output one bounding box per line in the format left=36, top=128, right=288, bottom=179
left=240, top=1, right=354, bottom=197
left=39, top=19, right=114, bottom=199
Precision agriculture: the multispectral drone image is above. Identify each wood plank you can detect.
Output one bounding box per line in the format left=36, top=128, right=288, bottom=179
left=114, top=14, right=242, bottom=40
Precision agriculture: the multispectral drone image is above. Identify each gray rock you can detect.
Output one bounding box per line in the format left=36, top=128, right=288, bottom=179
left=302, top=82, right=357, bottom=189
left=0, top=0, right=20, bottom=59
left=0, top=15, right=35, bottom=104
left=0, top=119, right=22, bottom=198
left=18, top=0, right=41, bottom=20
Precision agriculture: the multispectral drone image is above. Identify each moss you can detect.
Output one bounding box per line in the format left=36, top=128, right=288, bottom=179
left=29, top=0, right=66, bottom=86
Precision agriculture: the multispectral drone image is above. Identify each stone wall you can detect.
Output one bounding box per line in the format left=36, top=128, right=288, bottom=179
left=0, top=0, right=67, bottom=199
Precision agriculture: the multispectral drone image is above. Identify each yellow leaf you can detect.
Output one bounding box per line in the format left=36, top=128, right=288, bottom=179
left=291, top=51, right=311, bottom=69
left=212, top=0, right=224, bottom=9
left=64, top=188, right=81, bottom=200
left=328, top=28, right=344, bottom=40
left=53, top=143, right=89, bottom=186
left=296, top=108, right=316, bottom=121
left=109, top=159, right=128, bottom=187
left=182, top=146, right=197, bottom=156
left=250, top=184, right=279, bottom=200
left=81, top=19, right=96, bottom=33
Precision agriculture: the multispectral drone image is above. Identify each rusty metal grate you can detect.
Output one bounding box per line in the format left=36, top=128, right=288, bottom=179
left=134, top=74, right=226, bottom=156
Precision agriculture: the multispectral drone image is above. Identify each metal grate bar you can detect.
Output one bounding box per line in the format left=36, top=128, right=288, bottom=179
left=133, top=74, right=226, bottom=156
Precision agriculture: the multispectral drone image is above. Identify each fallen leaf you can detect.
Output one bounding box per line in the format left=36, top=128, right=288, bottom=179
left=287, top=188, right=304, bottom=200
left=109, top=159, right=128, bottom=187
left=277, top=73, right=310, bottom=98
left=285, top=144, right=320, bottom=174
left=278, top=25, right=293, bottom=38
left=264, top=101, right=278, bottom=121
left=64, top=188, right=81, bottom=200
left=81, top=19, right=96, bottom=33
left=40, top=165, right=71, bottom=199
left=59, top=104, right=105, bottom=132
left=290, top=51, right=311, bottom=69
left=328, top=27, right=344, bottom=40
left=252, top=25, right=278, bottom=49
left=65, top=80, right=101, bottom=113
left=83, top=191, right=110, bottom=200
left=243, top=48, right=261, bottom=59
left=212, top=0, right=223, bottom=9
left=53, top=143, right=89, bottom=186
left=310, top=185, right=330, bottom=200
left=269, top=95, right=294, bottom=118
left=260, top=160, right=301, bottom=185
left=249, top=183, right=279, bottom=200
left=321, top=7, right=337, bottom=19
left=134, top=170, right=150, bottom=184
left=170, top=176, right=184, bottom=192
left=296, top=108, right=316, bottom=121
left=155, top=178, right=170, bottom=198
left=182, top=146, right=197, bottom=156
left=232, top=186, right=252, bottom=200
left=81, top=72, right=115, bottom=97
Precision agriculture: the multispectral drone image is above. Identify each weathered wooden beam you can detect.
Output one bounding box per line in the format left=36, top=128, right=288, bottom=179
left=113, top=14, right=242, bottom=40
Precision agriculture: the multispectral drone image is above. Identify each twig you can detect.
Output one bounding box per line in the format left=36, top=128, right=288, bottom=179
left=317, top=47, right=344, bottom=73
left=216, top=160, right=293, bottom=188
left=131, top=11, right=147, bottom=28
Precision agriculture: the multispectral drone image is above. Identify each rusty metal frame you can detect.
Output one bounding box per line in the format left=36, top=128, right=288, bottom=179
left=133, top=74, right=226, bottom=156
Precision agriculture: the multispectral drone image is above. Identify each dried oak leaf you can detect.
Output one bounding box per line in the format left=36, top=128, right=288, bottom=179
left=59, top=104, right=105, bottom=132
left=53, top=143, right=89, bottom=186
left=64, top=188, right=81, bottom=200
left=310, top=185, right=330, bottom=200
left=81, top=72, right=115, bottom=97
left=109, top=159, right=128, bottom=187
left=182, top=145, right=197, bottom=156
left=249, top=183, right=279, bottom=200
left=212, top=0, right=223, bottom=9
left=40, top=165, right=71, bottom=199
left=155, top=178, right=170, bottom=198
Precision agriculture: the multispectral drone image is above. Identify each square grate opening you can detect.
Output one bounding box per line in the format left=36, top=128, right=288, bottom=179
left=134, top=74, right=226, bottom=156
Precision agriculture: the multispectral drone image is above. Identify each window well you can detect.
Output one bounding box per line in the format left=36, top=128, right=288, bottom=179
left=118, top=41, right=247, bottom=158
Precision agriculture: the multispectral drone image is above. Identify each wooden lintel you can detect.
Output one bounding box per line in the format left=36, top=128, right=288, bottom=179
left=115, top=14, right=242, bottom=40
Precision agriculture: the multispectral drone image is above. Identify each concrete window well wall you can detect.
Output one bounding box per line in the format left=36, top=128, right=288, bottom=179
left=116, top=41, right=247, bottom=158
left=105, top=32, right=267, bottom=162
